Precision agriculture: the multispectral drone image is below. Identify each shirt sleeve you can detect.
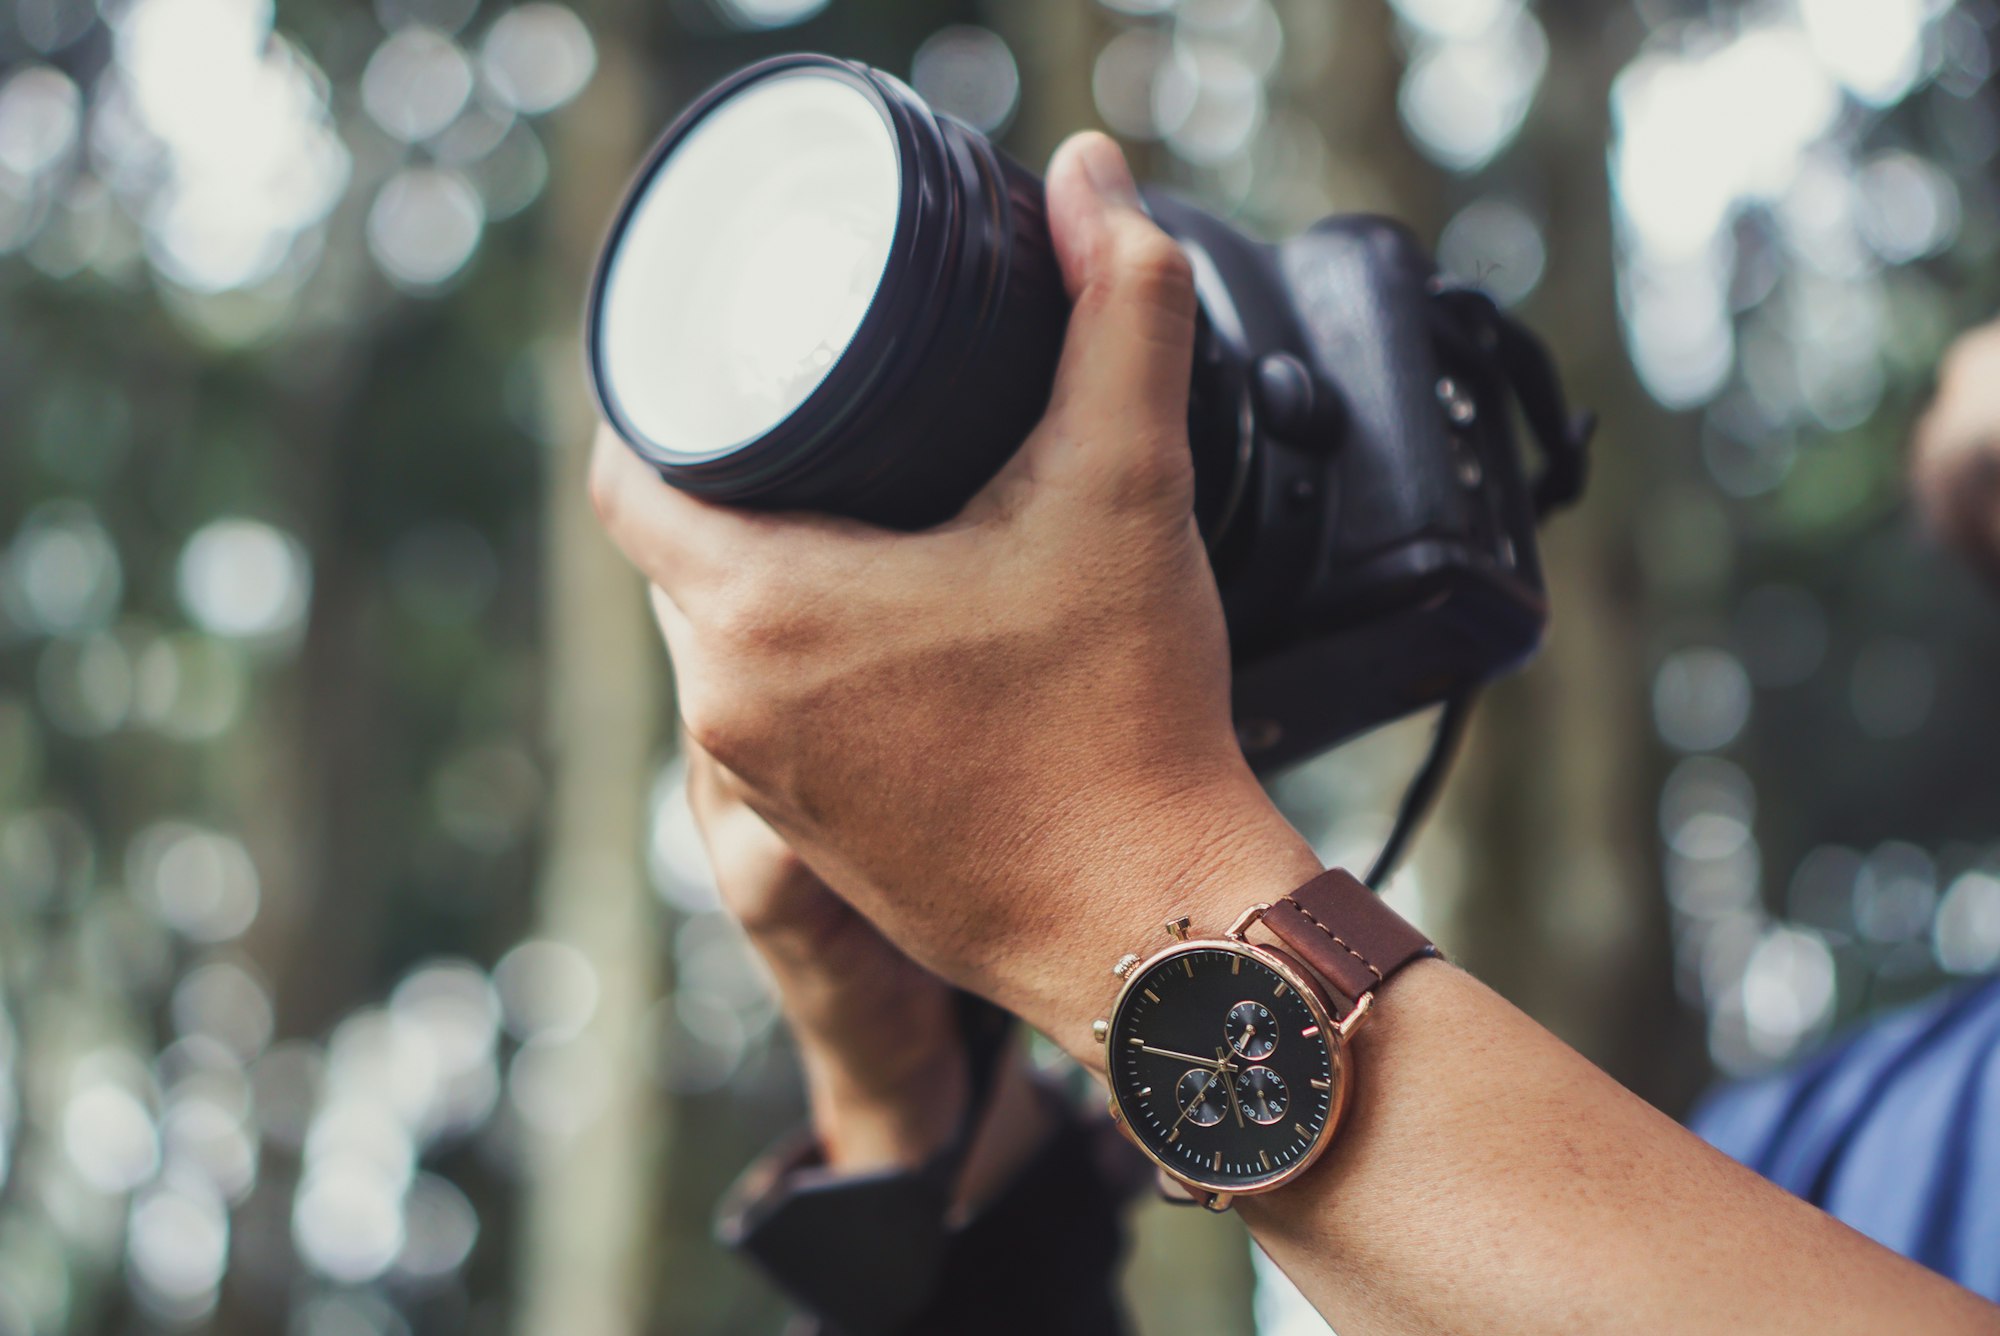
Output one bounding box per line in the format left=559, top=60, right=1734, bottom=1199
left=717, top=1077, right=1149, bottom=1336
left=1688, top=973, right=2000, bottom=1303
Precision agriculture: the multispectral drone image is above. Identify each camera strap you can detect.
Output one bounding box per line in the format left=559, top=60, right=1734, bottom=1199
left=1360, top=290, right=1596, bottom=891
left=1430, top=286, right=1597, bottom=519
left=1364, top=690, right=1476, bottom=890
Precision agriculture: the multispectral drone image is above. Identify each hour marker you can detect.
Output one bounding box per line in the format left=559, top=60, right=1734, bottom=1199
left=1138, top=1086, right=1153, bottom=1097
left=1300, top=1025, right=1320, bottom=1039
left=1295, top=1123, right=1311, bottom=1138
left=1127, top=1037, right=1144, bottom=1047
left=1310, top=1078, right=1331, bottom=1091
left=1231, top=956, right=1241, bottom=975
left=1273, top=981, right=1288, bottom=997
left=1182, top=959, right=1195, bottom=978
left=1143, top=989, right=1159, bottom=1003
left=1259, top=1150, right=1271, bottom=1170
left=1211, top=1152, right=1222, bottom=1171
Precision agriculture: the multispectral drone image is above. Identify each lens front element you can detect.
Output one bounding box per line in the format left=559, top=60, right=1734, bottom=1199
left=596, top=71, right=901, bottom=460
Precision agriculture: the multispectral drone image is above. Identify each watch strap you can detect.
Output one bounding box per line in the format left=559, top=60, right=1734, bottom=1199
left=1260, top=867, right=1438, bottom=1013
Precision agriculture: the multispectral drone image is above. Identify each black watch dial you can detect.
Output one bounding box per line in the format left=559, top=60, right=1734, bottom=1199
left=1107, top=944, right=1342, bottom=1192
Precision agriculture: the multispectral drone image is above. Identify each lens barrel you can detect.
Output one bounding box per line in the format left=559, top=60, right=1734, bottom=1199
left=588, top=54, right=1072, bottom=530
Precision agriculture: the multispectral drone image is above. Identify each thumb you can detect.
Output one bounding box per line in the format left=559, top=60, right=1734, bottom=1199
left=1020, top=132, right=1198, bottom=496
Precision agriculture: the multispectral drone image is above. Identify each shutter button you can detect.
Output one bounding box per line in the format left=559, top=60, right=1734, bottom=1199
left=1253, top=352, right=1321, bottom=442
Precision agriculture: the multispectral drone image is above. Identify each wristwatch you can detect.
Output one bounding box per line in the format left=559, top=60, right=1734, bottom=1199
left=1091, top=867, right=1438, bottom=1212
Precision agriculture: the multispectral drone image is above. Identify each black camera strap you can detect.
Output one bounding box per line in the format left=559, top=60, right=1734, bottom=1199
left=1430, top=285, right=1597, bottom=519
left=1362, top=290, right=1596, bottom=892
left=1364, top=690, right=1477, bottom=890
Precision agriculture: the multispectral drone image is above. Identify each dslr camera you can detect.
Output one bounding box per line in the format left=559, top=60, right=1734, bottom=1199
left=587, top=54, right=1591, bottom=783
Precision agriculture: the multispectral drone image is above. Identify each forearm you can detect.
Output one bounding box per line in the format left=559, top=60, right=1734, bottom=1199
left=1244, top=962, right=1992, bottom=1334
left=1007, top=789, right=1999, bottom=1336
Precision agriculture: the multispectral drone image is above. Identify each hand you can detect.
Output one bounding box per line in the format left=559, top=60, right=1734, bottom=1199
left=687, top=744, right=1056, bottom=1198
left=684, top=742, right=966, bottom=1171
left=1912, top=320, right=2000, bottom=586
left=594, top=132, right=1319, bottom=1056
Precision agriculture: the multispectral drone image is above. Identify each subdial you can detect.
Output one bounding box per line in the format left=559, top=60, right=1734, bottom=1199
left=1225, top=1000, right=1278, bottom=1060
left=1175, top=1068, right=1230, bottom=1127
left=1234, top=1065, right=1289, bottom=1125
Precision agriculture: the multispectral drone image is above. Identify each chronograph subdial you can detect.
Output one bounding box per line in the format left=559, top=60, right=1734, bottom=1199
left=1233, top=1065, right=1290, bottom=1125
left=1175, top=1067, right=1231, bottom=1127
left=1224, top=1000, right=1278, bottom=1060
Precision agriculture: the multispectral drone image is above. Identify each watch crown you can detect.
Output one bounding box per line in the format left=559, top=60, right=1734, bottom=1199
left=1091, top=1019, right=1109, bottom=1044
left=1112, top=953, right=1141, bottom=979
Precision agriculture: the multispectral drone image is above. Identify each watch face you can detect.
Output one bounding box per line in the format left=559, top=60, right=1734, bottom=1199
left=1107, top=943, right=1344, bottom=1193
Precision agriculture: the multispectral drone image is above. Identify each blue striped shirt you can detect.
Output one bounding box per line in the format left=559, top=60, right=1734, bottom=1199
left=1691, top=976, right=2000, bottom=1301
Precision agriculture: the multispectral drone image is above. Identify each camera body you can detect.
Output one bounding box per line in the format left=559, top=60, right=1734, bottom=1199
left=1149, top=194, right=1571, bottom=770
left=585, top=54, right=1590, bottom=777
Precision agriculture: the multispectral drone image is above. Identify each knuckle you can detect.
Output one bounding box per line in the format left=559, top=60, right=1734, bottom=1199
left=704, top=587, right=793, bottom=656
left=1114, top=229, right=1196, bottom=313
left=587, top=451, right=625, bottom=530
left=678, top=612, right=816, bottom=775
left=1107, top=432, right=1192, bottom=507
left=702, top=559, right=828, bottom=659
left=679, top=698, right=763, bottom=779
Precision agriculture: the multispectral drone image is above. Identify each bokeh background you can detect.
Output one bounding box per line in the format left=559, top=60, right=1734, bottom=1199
left=4, top=0, right=2000, bottom=1332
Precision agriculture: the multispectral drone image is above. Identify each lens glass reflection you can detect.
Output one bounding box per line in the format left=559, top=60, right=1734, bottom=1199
left=598, top=71, right=901, bottom=457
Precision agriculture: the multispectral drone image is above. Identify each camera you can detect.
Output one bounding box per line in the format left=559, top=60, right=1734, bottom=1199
left=587, top=54, right=1591, bottom=775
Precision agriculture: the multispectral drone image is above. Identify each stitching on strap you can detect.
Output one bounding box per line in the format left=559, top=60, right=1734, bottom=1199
left=1279, top=897, right=1384, bottom=981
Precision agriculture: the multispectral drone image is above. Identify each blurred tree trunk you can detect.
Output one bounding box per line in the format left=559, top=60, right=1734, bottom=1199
left=248, top=338, right=374, bottom=1039
left=1431, top=2, right=1706, bottom=1109
left=515, top=12, right=670, bottom=1336
left=1277, top=0, right=1691, bottom=1104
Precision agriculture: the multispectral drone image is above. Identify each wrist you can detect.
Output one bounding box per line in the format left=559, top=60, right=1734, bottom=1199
left=798, top=1031, right=967, bottom=1173
left=744, top=917, right=970, bottom=1172
left=992, top=770, right=1322, bottom=1061
left=748, top=916, right=953, bottom=1074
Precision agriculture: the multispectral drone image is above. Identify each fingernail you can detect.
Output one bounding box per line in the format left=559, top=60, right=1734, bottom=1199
left=1079, top=134, right=1141, bottom=208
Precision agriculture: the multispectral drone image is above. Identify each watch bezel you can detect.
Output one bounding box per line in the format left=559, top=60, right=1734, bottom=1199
left=1105, top=935, right=1351, bottom=1196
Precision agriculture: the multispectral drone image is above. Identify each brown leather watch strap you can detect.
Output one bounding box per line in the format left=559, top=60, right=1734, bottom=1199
left=1260, top=868, right=1438, bottom=1014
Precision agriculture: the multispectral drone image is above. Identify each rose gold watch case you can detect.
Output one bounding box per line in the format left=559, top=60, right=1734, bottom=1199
left=1103, top=930, right=1354, bottom=1202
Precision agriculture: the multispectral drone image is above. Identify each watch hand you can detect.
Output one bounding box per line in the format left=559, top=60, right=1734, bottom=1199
left=1139, top=1044, right=1238, bottom=1068
left=1221, top=1047, right=1246, bottom=1128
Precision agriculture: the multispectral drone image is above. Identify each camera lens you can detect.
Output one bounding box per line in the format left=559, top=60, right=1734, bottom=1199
left=588, top=54, right=1072, bottom=529
left=595, top=71, right=900, bottom=459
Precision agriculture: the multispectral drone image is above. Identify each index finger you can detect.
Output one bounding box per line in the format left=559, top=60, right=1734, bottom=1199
left=587, top=426, right=749, bottom=598
left=588, top=426, right=887, bottom=605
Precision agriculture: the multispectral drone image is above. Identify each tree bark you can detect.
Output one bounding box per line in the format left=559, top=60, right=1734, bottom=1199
left=514, top=17, right=670, bottom=1335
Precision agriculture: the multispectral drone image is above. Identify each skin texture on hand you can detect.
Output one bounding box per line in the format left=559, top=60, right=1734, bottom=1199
left=1912, top=320, right=2000, bottom=587
left=593, top=131, right=1300, bottom=1053
left=594, top=134, right=2000, bottom=1333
